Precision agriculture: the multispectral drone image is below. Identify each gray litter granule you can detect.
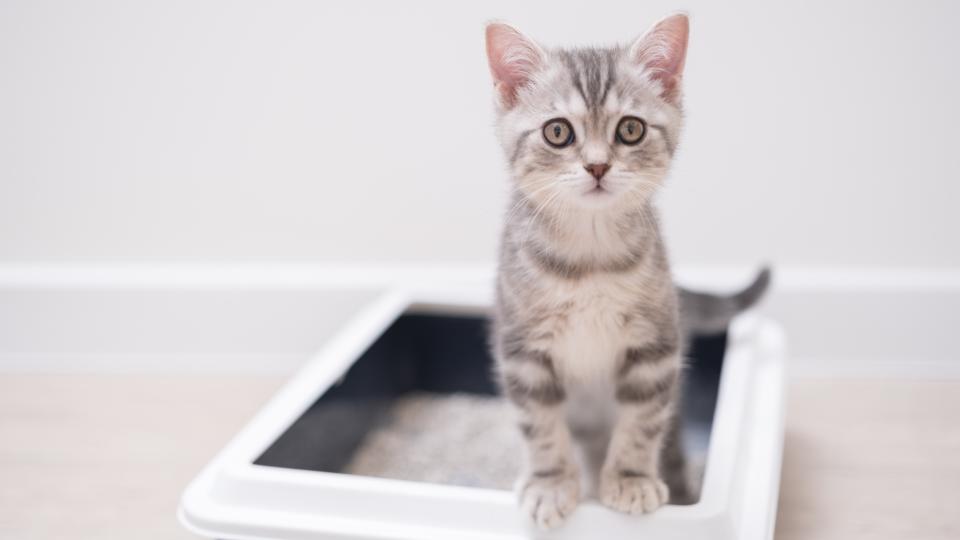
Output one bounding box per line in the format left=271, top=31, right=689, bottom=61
left=343, top=392, right=706, bottom=499
left=344, top=393, right=521, bottom=489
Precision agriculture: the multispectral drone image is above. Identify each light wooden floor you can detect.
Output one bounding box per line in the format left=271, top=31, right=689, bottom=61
left=775, top=379, right=960, bottom=540
left=1, top=375, right=958, bottom=539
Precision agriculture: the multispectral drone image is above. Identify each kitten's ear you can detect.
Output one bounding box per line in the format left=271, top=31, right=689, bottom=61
left=485, top=23, right=546, bottom=109
left=628, top=13, right=689, bottom=104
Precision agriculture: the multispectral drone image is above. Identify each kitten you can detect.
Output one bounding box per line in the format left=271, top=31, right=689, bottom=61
left=485, top=14, right=696, bottom=528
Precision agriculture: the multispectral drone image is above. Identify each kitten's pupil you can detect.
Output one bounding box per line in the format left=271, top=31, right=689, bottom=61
left=554, top=125, right=561, bottom=137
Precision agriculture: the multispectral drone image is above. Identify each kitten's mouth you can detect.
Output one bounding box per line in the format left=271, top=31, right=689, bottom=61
left=585, top=184, right=609, bottom=196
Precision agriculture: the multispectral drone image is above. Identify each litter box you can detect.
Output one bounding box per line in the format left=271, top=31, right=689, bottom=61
left=179, top=284, right=786, bottom=540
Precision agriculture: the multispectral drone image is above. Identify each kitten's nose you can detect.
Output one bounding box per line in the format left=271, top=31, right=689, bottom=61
left=584, top=163, right=610, bottom=181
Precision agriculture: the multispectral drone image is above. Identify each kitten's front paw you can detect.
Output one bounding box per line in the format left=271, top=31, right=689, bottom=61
left=599, top=471, right=669, bottom=515
left=519, top=473, right=580, bottom=530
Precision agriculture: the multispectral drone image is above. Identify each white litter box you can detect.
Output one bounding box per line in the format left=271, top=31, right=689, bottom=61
left=179, top=285, right=786, bottom=540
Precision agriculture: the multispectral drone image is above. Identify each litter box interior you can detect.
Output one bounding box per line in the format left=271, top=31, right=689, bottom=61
left=255, top=311, right=727, bottom=502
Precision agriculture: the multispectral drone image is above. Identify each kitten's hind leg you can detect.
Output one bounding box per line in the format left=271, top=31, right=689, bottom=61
left=500, top=352, right=580, bottom=529
left=660, top=410, right=697, bottom=504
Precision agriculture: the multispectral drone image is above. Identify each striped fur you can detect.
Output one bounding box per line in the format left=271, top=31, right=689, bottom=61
left=486, top=15, right=692, bottom=529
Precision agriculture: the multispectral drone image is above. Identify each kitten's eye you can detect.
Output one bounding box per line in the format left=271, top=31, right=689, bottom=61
left=616, top=116, right=646, bottom=145
left=542, top=118, right=575, bottom=148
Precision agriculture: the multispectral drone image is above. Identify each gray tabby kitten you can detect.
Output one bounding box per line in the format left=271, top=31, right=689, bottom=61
left=485, top=14, right=698, bottom=528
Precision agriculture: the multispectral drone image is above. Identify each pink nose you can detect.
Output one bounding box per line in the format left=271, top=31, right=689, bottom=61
left=585, top=163, right=610, bottom=180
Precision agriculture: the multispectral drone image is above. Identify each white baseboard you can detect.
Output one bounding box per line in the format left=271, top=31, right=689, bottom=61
left=788, top=357, right=960, bottom=379
left=1, top=263, right=957, bottom=377
left=0, top=352, right=307, bottom=374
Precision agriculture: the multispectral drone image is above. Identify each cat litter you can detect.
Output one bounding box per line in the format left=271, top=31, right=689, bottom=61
left=342, top=393, right=521, bottom=489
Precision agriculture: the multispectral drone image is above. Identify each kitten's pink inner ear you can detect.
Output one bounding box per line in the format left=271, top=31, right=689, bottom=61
left=629, top=13, right=689, bottom=104
left=485, top=23, right=544, bottom=109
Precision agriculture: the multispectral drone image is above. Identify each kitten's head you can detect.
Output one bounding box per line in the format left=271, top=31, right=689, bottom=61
left=485, top=14, right=688, bottom=214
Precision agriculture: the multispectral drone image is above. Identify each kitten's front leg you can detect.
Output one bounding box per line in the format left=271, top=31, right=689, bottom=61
left=599, top=343, right=680, bottom=514
left=500, top=351, right=580, bottom=529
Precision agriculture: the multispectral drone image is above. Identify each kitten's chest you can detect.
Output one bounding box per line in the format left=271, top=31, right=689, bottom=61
left=530, top=275, right=647, bottom=382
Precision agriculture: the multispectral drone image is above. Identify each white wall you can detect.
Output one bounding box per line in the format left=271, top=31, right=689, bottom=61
left=2, top=0, right=958, bottom=267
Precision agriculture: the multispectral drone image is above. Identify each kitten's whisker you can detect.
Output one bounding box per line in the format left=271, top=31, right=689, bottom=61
left=529, top=190, right=564, bottom=230
left=504, top=180, right=559, bottom=224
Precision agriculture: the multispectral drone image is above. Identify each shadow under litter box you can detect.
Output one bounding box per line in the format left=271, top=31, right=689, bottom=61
left=255, top=313, right=727, bottom=501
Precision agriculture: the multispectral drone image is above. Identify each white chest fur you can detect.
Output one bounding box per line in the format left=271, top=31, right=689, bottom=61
left=529, top=272, right=653, bottom=384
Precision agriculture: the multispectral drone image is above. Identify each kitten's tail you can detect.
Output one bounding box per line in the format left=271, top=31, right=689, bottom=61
left=677, top=266, right=772, bottom=336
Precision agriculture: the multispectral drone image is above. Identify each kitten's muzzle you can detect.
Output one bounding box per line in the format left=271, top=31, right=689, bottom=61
left=584, top=163, right=611, bottom=181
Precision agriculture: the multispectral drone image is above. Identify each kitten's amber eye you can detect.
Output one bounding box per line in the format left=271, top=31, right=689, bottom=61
left=542, top=118, right=575, bottom=148
left=616, top=116, right=646, bottom=145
